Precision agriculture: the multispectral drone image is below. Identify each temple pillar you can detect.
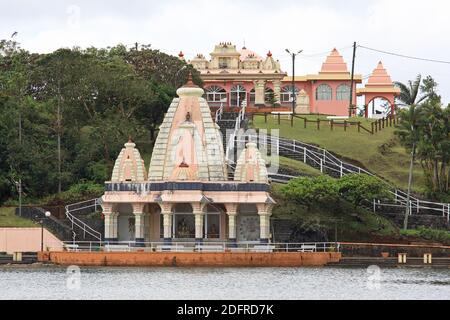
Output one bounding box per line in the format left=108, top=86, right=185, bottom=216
left=225, top=204, right=238, bottom=246
left=160, top=203, right=173, bottom=244
left=132, top=203, right=145, bottom=247
left=273, top=80, right=281, bottom=106
left=257, top=204, right=273, bottom=244
left=254, top=80, right=266, bottom=107
left=103, top=203, right=118, bottom=243
left=192, top=203, right=205, bottom=244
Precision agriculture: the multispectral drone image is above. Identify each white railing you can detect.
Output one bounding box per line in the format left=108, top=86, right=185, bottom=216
left=65, top=199, right=103, bottom=242
left=50, top=241, right=341, bottom=253
left=230, top=133, right=450, bottom=220
left=215, top=102, right=224, bottom=123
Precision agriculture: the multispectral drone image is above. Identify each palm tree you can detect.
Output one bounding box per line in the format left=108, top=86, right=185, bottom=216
left=395, top=104, right=421, bottom=230
left=394, top=74, right=430, bottom=107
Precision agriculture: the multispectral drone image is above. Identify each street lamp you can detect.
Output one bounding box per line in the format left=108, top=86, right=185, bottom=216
left=40, top=211, right=51, bottom=252
left=286, top=49, right=303, bottom=116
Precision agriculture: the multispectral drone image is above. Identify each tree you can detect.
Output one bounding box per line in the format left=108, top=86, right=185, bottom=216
left=0, top=41, right=198, bottom=203
left=396, top=100, right=450, bottom=199
left=281, top=176, right=339, bottom=210
left=394, top=74, right=430, bottom=107
left=337, top=174, right=392, bottom=207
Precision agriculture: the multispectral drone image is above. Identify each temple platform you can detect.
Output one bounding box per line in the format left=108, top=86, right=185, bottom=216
left=38, top=251, right=341, bottom=267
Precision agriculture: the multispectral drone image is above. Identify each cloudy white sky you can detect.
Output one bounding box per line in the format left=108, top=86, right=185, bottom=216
left=1, top=0, right=450, bottom=104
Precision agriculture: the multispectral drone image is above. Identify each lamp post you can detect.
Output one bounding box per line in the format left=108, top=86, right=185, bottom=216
left=40, top=211, right=51, bottom=252
left=286, top=49, right=303, bottom=115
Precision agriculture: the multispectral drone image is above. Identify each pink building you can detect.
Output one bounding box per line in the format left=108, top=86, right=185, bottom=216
left=181, top=43, right=399, bottom=117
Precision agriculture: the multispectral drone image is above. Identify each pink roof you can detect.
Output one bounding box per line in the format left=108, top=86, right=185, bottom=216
left=366, top=61, right=393, bottom=86
left=320, top=48, right=349, bottom=73
left=239, top=47, right=262, bottom=61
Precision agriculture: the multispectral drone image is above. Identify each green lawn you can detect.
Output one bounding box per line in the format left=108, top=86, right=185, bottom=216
left=0, top=207, right=37, bottom=227
left=279, top=156, right=323, bottom=177
left=253, top=115, right=427, bottom=194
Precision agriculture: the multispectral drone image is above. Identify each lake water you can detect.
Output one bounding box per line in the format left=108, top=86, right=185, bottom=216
left=0, top=266, right=449, bottom=300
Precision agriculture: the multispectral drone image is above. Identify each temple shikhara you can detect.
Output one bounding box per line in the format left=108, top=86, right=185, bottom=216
left=101, top=75, right=275, bottom=245
left=179, top=42, right=400, bottom=117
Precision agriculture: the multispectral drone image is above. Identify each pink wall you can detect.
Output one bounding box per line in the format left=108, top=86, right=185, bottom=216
left=204, top=80, right=358, bottom=116
left=310, top=80, right=357, bottom=116
left=0, top=228, right=63, bottom=254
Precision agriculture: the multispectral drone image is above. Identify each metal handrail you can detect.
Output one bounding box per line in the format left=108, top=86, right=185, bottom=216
left=51, top=241, right=341, bottom=253
left=65, top=199, right=102, bottom=242
left=228, top=131, right=449, bottom=219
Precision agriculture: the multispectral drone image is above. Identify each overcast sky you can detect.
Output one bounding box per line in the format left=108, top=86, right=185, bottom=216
left=2, top=0, right=450, bottom=104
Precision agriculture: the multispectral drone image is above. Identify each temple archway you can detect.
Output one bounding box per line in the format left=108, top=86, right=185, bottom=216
left=365, top=96, right=395, bottom=119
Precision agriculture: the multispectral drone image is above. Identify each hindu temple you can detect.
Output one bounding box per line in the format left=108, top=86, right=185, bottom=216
left=101, top=75, right=275, bottom=245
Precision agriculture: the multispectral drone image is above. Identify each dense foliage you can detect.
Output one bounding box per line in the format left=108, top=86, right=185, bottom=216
left=337, top=174, right=392, bottom=206
left=395, top=86, right=450, bottom=198
left=0, top=40, right=202, bottom=204
left=281, top=174, right=392, bottom=210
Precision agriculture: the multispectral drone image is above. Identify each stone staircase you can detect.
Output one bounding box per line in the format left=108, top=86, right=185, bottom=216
left=16, top=206, right=103, bottom=242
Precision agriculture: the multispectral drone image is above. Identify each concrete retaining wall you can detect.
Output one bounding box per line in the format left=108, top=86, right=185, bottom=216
left=39, top=251, right=341, bottom=267
left=0, top=228, right=63, bottom=254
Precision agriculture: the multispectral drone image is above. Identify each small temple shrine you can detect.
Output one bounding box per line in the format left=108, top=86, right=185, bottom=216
left=101, top=75, right=275, bottom=245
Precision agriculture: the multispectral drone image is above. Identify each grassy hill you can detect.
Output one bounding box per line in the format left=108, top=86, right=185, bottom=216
left=252, top=115, right=427, bottom=194
left=0, top=207, right=36, bottom=227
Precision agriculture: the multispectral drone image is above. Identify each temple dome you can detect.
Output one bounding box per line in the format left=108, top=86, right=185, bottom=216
left=234, top=143, right=269, bottom=183
left=239, top=47, right=262, bottom=61
left=111, top=139, right=147, bottom=182
left=176, top=73, right=204, bottom=97
left=148, top=74, right=227, bottom=182
left=320, top=48, right=349, bottom=74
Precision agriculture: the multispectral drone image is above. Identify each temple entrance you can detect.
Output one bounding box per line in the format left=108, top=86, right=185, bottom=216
left=117, top=204, right=135, bottom=242
left=173, top=204, right=195, bottom=239
left=366, top=97, right=393, bottom=119
left=204, top=205, right=222, bottom=239
left=237, top=204, right=260, bottom=242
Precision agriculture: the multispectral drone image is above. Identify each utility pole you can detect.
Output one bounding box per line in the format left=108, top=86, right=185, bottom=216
left=404, top=124, right=416, bottom=230
left=286, top=49, right=303, bottom=115
left=349, top=42, right=357, bottom=118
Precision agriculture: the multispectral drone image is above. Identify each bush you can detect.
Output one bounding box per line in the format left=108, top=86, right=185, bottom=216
left=281, top=176, right=339, bottom=210
left=401, top=227, right=450, bottom=245
left=337, top=174, right=392, bottom=206
left=43, top=181, right=105, bottom=205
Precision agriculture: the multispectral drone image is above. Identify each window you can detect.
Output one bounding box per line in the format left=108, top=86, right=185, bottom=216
left=281, top=86, right=299, bottom=103
left=336, top=84, right=351, bottom=101
left=265, top=88, right=274, bottom=104
left=230, top=85, right=246, bottom=107
left=205, top=86, right=227, bottom=103
left=249, top=88, right=255, bottom=104
left=219, top=57, right=229, bottom=69
left=316, top=84, right=332, bottom=101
